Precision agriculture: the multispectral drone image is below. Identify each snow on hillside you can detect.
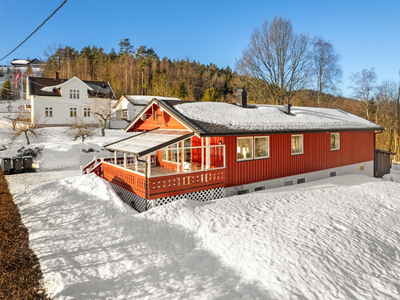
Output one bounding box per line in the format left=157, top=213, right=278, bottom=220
left=6, top=172, right=400, bottom=300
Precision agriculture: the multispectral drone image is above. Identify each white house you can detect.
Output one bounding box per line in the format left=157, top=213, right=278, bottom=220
left=26, top=76, right=115, bottom=126
left=114, top=95, right=180, bottom=121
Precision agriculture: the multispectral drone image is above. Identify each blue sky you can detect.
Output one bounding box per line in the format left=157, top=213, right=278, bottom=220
left=1, top=0, right=399, bottom=97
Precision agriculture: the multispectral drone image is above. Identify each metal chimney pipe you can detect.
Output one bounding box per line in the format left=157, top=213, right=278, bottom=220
left=283, top=103, right=292, bottom=114
left=236, top=87, right=247, bottom=107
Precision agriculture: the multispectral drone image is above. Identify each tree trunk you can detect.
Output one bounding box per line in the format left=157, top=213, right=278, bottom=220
left=24, top=131, right=30, bottom=145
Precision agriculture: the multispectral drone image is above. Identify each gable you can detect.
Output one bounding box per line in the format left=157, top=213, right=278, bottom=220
left=125, top=102, right=190, bottom=132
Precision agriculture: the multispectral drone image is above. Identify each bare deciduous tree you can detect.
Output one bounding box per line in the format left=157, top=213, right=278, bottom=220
left=66, top=117, right=97, bottom=142
left=12, top=109, right=41, bottom=145
left=311, top=37, right=342, bottom=106
left=348, top=68, right=377, bottom=120
left=236, top=16, right=311, bottom=105
left=90, top=97, right=113, bottom=136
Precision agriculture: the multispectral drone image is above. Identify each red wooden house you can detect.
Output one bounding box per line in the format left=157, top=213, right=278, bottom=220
left=84, top=90, right=384, bottom=212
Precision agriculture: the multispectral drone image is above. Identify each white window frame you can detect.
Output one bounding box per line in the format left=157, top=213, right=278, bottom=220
left=254, top=136, right=270, bottom=159
left=69, top=89, right=80, bottom=99
left=331, top=133, right=340, bottom=151
left=162, top=143, right=178, bottom=164
left=291, top=134, right=303, bottom=155
left=70, top=107, right=77, bottom=117
left=45, top=106, right=53, bottom=117
left=84, top=107, right=90, bottom=118
left=237, top=137, right=253, bottom=161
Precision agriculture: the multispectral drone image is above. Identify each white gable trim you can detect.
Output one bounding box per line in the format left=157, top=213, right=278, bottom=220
left=40, top=76, right=94, bottom=92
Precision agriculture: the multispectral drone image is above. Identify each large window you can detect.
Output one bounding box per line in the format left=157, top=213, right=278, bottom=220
left=69, top=89, right=79, bottom=99
left=45, top=107, right=53, bottom=117
left=255, top=136, right=269, bottom=159
left=331, top=133, right=340, bottom=150
left=237, top=137, right=253, bottom=160
left=291, top=135, right=303, bottom=155
left=162, top=143, right=178, bottom=163
left=70, top=107, right=77, bottom=117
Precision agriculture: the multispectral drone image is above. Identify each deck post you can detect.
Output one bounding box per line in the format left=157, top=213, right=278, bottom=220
left=223, top=145, right=226, bottom=168
left=147, top=155, right=151, bottom=177
left=124, top=153, right=127, bottom=169
left=114, top=151, right=117, bottom=165
left=201, top=138, right=204, bottom=170
left=177, top=142, right=180, bottom=173
left=206, top=137, right=211, bottom=169
left=135, top=156, right=138, bottom=172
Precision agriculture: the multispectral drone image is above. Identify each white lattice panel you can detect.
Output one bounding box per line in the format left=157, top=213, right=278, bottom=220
left=109, top=183, right=147, bottom=213
left=148, top=187, right=225, bottom=209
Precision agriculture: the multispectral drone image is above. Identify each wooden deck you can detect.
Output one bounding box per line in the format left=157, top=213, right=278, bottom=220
left=101, top=161, right=226, bottom=200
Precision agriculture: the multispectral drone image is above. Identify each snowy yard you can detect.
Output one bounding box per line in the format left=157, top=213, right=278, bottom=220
left=1, top=101, right=400, bottom=299
left=4, top=171, right=400, bottom=299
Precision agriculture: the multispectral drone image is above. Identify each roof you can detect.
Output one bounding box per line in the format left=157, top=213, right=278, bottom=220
left=144, top=100, right=384, bottom=136
left=28, top=77, right=115, bottom=98
left=114, top=95, right=181, bottom=108
left=104, top=129, right=193, bottom=156
left=11, top=58, right=39, bottom=65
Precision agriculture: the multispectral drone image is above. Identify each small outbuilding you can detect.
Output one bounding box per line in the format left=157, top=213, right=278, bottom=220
left=374, top=149, right=395, bottom=177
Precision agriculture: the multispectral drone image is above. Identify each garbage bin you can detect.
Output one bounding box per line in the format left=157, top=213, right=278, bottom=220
left=13, top=157, right=23, bottom=173
left=23, top=156, right=33, bottom=172
left=0, top=158, right=11, bottom=175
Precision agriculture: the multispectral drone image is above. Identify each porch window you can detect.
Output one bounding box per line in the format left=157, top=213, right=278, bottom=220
left=70, top=107, right=77, bottom=117
left=70, top=89, right=79, bottom=99
left=291, top=134, right=303, bottom=155
left=331, top=133, right=340, bottom=151
left=162, top=143, right=178, bottom=163
left=237, top=137, right=253, bottom=161
left=45, top=107, right=53, bottom=117
left=254, top=136, right=269, bottom=159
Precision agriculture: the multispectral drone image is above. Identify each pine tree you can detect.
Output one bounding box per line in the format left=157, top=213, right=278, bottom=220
left=1, top=80, right=11, bottom=100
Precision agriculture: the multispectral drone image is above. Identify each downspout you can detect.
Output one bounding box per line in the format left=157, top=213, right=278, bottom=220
left=375, top=130, right=384, bottom=177
left=137, top=157, right=148, bottom=210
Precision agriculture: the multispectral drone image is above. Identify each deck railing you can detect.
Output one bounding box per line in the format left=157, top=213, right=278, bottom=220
left=99, top=161, right=226, bottom=200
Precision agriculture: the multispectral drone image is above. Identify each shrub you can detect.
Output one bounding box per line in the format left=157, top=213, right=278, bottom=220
left=17, top=146, right=43, bottom=159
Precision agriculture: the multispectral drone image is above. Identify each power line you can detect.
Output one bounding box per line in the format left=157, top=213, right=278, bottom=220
left=0, top=0, right=68, bottom=62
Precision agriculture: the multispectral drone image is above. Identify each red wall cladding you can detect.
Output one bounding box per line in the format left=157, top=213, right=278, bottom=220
left=225, top=131, right=375, bottom=187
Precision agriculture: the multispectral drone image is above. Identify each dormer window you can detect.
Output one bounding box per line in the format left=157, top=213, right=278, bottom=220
left=70, top=89, right=79, bottom=99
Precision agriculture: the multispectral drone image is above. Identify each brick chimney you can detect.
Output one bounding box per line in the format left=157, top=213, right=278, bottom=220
left=55, top=72, right=59, bottom=79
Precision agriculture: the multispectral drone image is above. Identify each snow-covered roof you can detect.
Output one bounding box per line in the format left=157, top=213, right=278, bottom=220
left=11, top=59, right=30, bottom=65
left=160, top=101, right=384, bottom=135
left=40, top=76, right=93, bottom=92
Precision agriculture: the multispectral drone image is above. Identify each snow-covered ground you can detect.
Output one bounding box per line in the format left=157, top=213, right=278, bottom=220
left=1, top=104, right=400, bottom=299
left=0, top=106, right=132, bottom=171
left=5, top=172, right=400, bottom=299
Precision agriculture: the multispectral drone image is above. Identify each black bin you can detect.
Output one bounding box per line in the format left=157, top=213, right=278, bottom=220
left=23, top=156, right=33, bottom=172
left=13, top=157, right=23, bottom=173
left=0, top=158, right=11, bottom=175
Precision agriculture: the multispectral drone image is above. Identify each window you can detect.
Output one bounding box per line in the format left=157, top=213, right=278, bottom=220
left=237, top=137, right=253, bottom=160
left=162, top=143, right=178, bottom=163
left=69, top=89, right=79, bottom=99
left=254, top=136, right=269, bottom=159
left=183, top=138, right=191, bottom=163
left=297, top=178, right=306, bottom=184
left=84, top=108, right=90, bottom=117
left=45, top=107, right=53, bottom=117
left=291, top=135, right=303, bottom=155
left=122, top=109, right=128, bottom=120
left=237, top=189, right=250, bottom=195
left=331, top=133, right=340, bottom=151
left=70, top=107, right=77, bottom=117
